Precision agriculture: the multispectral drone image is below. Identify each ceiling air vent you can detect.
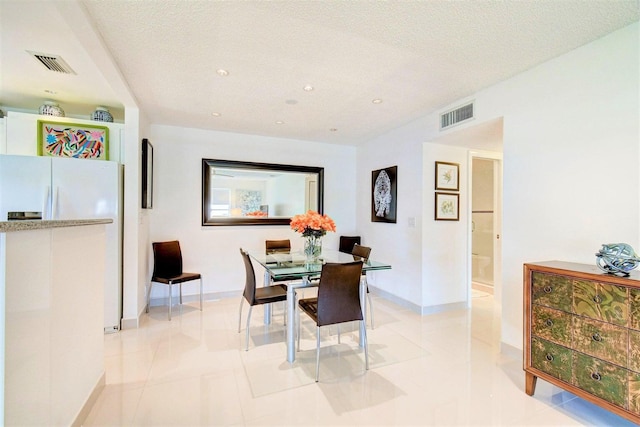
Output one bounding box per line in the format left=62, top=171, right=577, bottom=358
left=27, top=51, right=76, bottom=74
left=440, top=102, right=474, bottom=130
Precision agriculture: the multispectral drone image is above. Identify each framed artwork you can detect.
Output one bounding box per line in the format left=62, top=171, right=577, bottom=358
left=435, top=161, right=459, bottom=191
left=37, top=120, right=109, bottom=160
left=435, top=192, right=459, bottom=221
left=371, top=165, right=397, bottom=223
left=141, top=138, right=153, bottom=209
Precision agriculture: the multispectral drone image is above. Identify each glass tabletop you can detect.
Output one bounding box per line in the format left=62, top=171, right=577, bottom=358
left=248, top=249, right=391, bottom=281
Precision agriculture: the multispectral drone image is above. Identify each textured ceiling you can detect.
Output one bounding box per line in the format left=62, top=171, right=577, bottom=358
left=1, top=1, right=638, bottom=145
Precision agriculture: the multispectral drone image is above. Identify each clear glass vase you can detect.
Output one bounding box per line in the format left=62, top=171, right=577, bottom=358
left=304, top=235, right=323, bottom=263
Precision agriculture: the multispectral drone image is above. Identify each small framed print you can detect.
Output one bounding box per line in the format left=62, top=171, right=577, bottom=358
left=435, top=161, right=459, bottom=191
left=141, top=138, right=153, bottom=209
left=435, top=192, right=459, bottom=221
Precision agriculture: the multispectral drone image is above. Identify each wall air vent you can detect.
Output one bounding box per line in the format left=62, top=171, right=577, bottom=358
left=440, top=102, right=474, bottom=130
left=27, top=51, right=76, bottom=74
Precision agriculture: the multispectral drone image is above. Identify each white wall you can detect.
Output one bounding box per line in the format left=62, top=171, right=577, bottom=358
left=147, top=124, right=356, bottom=300
left=357, top=128, right=425, bottom=308
left=358, top=22, right=639, bottom=350
left=495, top=23, right=639, bottom=349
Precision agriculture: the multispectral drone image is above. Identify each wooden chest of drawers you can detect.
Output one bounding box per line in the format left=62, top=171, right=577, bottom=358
left=524, top=261, right=640, bottom=424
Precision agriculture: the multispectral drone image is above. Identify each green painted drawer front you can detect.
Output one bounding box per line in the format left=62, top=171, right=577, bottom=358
left=630, top=330, right=640, bottom=373
left=630, top=288, right=640, bottom=331
left=630, top=372, right=640, bottom=415
left=573, top=280, right=628, bottom=327
left=573, top=316, right=628, bottom=367
left=532, top=272, right=572, bottom=312
left=531, top=337, right=572, bottom=383
left=532, top=305, right=572, bottom=347
left=573, top=352, right=628, bottom=409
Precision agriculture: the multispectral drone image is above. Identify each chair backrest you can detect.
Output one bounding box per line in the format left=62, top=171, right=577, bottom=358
left=265, top=239, right=291, bottom=254
left=316, top=261, right=364, bottom=327
left=240, top=248, right=257, bottom=304
left=152, top=241, right=183, bottom=278
left=339, top=236, right=361, bottom=254
left=351, top=244, right=371, bottom=262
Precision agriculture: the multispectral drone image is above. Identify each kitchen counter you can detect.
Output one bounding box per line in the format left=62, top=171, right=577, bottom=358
left=0, top=218, right=112, bottom=232
left=1, top=219, right=109, bottom=425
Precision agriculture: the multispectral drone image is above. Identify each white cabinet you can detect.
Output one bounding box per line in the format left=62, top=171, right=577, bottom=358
left=2, top=224, right=106, bottom=426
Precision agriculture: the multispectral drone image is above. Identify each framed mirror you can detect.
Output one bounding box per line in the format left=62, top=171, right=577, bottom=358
left=202, top=159, right=324, bottom=226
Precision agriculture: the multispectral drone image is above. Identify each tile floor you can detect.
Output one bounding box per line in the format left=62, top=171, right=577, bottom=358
left=84, top=291, right=636, bottom=426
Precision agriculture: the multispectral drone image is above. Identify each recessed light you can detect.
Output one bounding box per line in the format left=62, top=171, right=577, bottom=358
left=372, top=98, right=383, bottom=104
left=211, top=112, right=221, bottom=117
left=275, top=121, right=284, bottom=125
left=216, top=69, right=229, bottom=77
left=303, top=85, right=314, bottom=92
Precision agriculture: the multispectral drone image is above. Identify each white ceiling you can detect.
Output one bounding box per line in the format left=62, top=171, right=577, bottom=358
left=1, top=0, right=638, bottom=146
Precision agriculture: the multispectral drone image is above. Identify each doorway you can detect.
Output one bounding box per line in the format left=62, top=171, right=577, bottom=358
left=471, top=158, right=496, bottom=295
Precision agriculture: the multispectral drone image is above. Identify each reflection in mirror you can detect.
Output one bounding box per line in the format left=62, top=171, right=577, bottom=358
left=202, top=159, right=324, bottom=226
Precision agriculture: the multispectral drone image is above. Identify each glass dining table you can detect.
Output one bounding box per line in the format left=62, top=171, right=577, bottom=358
left=248, top=249, right=392, bottom=363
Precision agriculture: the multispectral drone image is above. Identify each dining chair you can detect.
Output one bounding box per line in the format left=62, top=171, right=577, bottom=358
left=339, top=235, right=361, bottom=254
left=352, top=243, right=375, bottom=329
left=265, top=239, right=291, bottom=254
left=238, top=248, right=288, bottom=351
left=147, top=240, right=202, bottom=320
left=297, top=260, right=368, bottom=382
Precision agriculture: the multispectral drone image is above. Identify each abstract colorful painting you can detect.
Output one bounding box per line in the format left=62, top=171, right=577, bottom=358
left=38, top=120, right=109, bottom=160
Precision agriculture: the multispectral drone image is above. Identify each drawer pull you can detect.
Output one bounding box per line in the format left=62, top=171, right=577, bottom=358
left=545, top=353, right=554, bottom=362
left=591, top=372, right=602, bottom=381
left=545, top=319, right=554, bottom=327
left=543, top=285, right=553, bottom=294
left=592, top=332, right=602, bottom=342
left=593, top=295, right=602, bottom=304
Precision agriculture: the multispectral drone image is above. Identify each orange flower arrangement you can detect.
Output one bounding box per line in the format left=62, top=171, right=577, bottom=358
left=290, top=210, right=336, bottom=238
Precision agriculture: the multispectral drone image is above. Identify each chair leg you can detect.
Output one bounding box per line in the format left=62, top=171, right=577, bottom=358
left=245, top=306, right=253, bottom=351
left=315, top=326, right=321, bottom=382
left=168, top=283, right=173, bottom=321
left=238, top=298, right=244, bottom=333
left=337, top=324, right=341, bottom=344
left=199, top=278, right=203, bottom=311
left=146, top=281, right=153, bottom=313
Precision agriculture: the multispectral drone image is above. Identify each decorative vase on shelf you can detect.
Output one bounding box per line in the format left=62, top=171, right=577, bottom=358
left=91, top=106, right=113, bottom=122
left=304, top=235, right=323, bottom=263
left=39, top=101, right=65, bottom=117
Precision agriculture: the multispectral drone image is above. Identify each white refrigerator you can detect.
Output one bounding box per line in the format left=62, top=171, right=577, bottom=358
left=0, top=154, right=122, bottom=332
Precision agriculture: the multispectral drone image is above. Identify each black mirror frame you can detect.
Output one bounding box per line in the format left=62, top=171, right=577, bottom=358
left=201, top=159, right=324, bottom=226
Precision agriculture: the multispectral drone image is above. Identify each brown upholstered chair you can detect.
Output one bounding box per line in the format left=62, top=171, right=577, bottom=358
left=238, top=248, right=288, bottom=351
left=339, top=235, right=361, bottom=254
left=147, top=240, right=202, bottom=320
left=298, top=261, right=368, bottom=382
left=265, top=239, right=291, bottom=254
left=352, top=243, right=375, bottom=329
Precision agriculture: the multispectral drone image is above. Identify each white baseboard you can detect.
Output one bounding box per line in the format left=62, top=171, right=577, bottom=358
left=71, top=371, right=105, bottom=427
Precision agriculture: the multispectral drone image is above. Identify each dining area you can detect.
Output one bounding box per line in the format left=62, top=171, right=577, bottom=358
left=238, top=222, right=392, bottom=379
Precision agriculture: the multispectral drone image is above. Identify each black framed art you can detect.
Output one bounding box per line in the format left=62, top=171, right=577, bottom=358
left=371, top=165, right=397, bottom=223
left=141, top=138, right=153, bottom=209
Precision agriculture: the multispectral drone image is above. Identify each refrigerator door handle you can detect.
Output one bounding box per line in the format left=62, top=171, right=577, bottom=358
left=52, top=186, right=59, bottom=220
left=43, top=185, right=51, bottom=220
